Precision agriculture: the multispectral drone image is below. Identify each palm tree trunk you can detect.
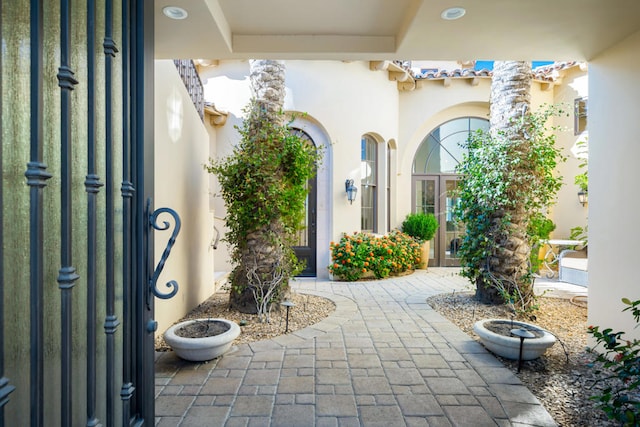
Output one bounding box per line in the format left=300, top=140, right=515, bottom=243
left=249, top=60, right=286, bottom=124
left=477, top=61, right=535, bottom=308
left=229, top=60, right=289, bottom=313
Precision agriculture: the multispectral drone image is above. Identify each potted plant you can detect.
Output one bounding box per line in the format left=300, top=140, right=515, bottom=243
left=527, top=213, right=556, bottom=275
left=163, top=318, right=241, bottom=362
left=401, top=213, right=439, bottom=269
left=574, top=137, right=588, bottom=204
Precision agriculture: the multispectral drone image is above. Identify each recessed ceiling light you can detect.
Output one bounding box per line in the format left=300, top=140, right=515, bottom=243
left=163, top=6, right=188, bottom=20
left=441, top=7, right=466, bottom=20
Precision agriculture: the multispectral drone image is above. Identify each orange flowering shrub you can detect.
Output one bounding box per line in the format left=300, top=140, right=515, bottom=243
left=328, top=231, right=421, bottom=281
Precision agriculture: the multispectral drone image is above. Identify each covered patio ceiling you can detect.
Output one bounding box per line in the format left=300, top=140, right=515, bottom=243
left=154, top=0, right=640, bottom=62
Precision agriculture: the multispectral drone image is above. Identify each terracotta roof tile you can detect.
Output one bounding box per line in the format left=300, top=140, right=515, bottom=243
left=413, top=68, right=492, bottom=81
left=411, top=61, right=584, bottom=83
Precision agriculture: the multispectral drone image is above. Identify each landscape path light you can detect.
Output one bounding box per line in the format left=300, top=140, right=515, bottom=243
left=511, top=328, right=536, bottom=373
left=280, top=300, right=295, bottom=333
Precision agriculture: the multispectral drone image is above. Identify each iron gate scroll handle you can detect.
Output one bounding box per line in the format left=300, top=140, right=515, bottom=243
left=149, top=205, right=181, bottom=300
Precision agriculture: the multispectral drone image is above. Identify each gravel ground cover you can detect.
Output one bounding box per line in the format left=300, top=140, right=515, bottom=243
left=155, top=289, right=336, bottom=349
left=427, top=291, right=617, bottom=427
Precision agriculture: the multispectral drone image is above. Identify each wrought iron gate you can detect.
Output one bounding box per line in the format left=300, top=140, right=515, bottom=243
left=1, top=1, right=171, bottom=425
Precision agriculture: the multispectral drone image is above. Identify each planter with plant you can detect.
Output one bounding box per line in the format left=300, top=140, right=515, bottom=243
left=527, top=213, right=556, bottom=275
left=574, top=137, right=589, bottom=204
left=401, top=212, right=439, bottom=269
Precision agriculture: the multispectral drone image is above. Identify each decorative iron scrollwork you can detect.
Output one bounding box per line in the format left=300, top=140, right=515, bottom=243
left=148, top=200, right=181, bottom=300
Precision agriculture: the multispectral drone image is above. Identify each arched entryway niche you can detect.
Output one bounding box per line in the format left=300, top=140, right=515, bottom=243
left=412, top=117, right=489, bottom=266
left=288, top=114, right=332, bottom=278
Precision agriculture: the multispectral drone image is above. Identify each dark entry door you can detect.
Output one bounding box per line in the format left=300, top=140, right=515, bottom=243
left=412, top=175, right=463, bottom=267
left=292, top=130, right=318, bottom=277
left=293, top=176, right=318, bottom=276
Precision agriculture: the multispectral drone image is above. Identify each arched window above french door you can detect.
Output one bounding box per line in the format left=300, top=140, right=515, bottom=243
left=412, top=117, right=489, bottom=266
left=413, top=117, right=489, bottom=174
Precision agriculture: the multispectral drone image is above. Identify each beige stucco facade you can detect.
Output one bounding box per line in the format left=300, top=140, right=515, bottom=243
left=154, top=60, right=215, bottom=334
left=589, top=30, right=640, bottom=339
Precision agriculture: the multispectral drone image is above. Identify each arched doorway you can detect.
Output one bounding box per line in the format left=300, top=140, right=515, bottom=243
left=412, top=117, right=489, bottom=266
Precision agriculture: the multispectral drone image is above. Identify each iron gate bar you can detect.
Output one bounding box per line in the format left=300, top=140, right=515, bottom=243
left=0, top=1, right=17, bottom=424
left=129, top=0, right=145, bottom=419
left=86, top=0, right=104, bottom=425
left=0, top=6, right=2, bottom=420
left=26, top=0, right=50, bottom=425
left=104, top=0, right=121, bottom=424
left=133, top=0, right=156, bottom=420
left=57, top=0, right=80, bottom=424
left=120, top=0, right=136, bottom=424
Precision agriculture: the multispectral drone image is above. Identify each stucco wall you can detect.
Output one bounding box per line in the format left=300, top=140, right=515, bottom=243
left=589, top=30, right=640, bottom=340
left=154, top=60, right=215, bottom=335
left=550, top=66, right=589, bottom=238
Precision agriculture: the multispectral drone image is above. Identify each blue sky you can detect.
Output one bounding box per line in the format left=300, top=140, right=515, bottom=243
left=474, top=61, right=554, bottom=70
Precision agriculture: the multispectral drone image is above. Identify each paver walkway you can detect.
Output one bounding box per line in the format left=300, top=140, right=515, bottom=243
left=155, top=269, right=569, bottom=427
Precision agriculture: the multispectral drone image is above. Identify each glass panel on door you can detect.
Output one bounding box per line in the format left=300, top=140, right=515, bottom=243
left=412, top=176, right=464, bottom=267
left=443, top=178, right=463, bottom=266
left=414, top=178, right=436, bottom=262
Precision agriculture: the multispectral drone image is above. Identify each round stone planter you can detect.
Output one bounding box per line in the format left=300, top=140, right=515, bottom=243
left=164, top=318, right=240, bottom=362
left=473, top=318, right=556, bottom=361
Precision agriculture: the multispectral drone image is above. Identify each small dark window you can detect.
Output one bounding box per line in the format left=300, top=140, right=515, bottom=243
left=575, top=97, right=588, bottom=135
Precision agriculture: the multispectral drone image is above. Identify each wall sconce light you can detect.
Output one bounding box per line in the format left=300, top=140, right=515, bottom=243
left=578, top=190, right=588, bottom=206
left=345, top=179, right=358, bottom=204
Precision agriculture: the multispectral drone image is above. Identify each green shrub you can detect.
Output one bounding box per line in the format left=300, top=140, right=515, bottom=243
left=401, top=213, right=439, bottom=242
left=527, top=213, right=556, bottom=273
left=587, top=298, right=640, bottom=425
left=570, top=225, right=588, bottom=245
left=527, top=213, right=555, bottom=241
left=328, top=231, right=421, bottom=281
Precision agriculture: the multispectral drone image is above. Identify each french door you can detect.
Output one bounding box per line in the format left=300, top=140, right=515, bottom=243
left=412, top=175, right=464, bottom=267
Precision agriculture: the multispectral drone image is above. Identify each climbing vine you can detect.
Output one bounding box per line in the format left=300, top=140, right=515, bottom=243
left=206, top=102, right=322, bottom=308
left=455, top=104, right=566, bottom=311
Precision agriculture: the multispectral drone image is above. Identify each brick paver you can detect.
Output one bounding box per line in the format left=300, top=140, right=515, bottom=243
left=155, top=269, right=570, bottom=426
